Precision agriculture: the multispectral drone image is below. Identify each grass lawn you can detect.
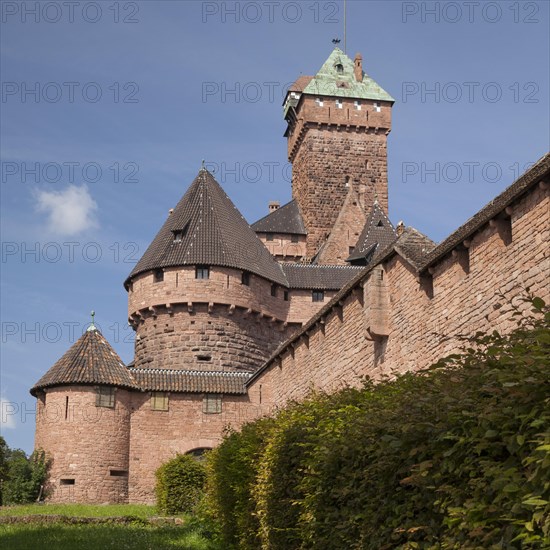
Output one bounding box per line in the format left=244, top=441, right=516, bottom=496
left=0, top=503, right=161, bottom=518
left=0, top=504, right=220, bottom=550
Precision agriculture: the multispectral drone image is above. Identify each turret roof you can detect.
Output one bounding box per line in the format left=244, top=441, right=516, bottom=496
left=301, top=47, right=394, bottom=102
left=30, top=327, right=137, bottom=395
left=126, top=169, right=287, bottom=286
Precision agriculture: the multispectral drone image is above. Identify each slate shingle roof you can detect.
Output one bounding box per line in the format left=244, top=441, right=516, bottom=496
left=129, top=369, right=249, bottom=394
left=282, top=263, right=364, bottom=290
left=30, top=328, right=137, bottom=395
left=251, top=200, right=307, bottom=235
left=347, top=202, right=397, bottom=262
left=126, top=169, right=287, bottom=287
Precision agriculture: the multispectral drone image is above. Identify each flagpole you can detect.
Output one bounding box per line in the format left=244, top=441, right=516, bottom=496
left=344, top=0, right=347, bottom=53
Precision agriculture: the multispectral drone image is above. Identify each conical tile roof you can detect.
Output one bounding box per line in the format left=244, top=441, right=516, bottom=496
left=30, top=327, right=137, bottom=395
left=347, top=202, right=397, bottom=262
left=126, top=169, right=287, bottom=286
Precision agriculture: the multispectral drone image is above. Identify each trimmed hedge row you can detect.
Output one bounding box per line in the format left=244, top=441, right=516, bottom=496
left=206, top=299, right=550, bottom=549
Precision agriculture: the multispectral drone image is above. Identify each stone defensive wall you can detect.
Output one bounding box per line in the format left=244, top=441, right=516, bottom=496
left=247, top=156, right=550, bottom=411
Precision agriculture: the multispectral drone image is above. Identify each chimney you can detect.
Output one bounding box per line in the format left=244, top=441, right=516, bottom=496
left=354, top=53, right=363, bottom=82
left=268, top=201, right=280, bottom=213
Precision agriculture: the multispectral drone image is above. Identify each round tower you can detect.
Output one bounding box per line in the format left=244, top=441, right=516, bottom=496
left=31, top=323, right=134, bottom=503
left=124, top=168, right=297, bottom=373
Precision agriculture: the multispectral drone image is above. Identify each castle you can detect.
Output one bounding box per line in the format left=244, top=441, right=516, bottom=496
left=31, top=48, right=550, bottom=504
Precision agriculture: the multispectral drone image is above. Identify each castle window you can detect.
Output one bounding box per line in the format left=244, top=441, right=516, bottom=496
left=291, top=234, right=299, bottom=243
left=315, top=97, right=324, bottom=107
left=196, top=266, right=210, bottom=280
left=373, top=102, right=382, bottom=112
left=60, top=478, right=75, bottom=485
left=284, top=290, right=289, bottom=301
left=335, top=99, right=343, bottom=109
left=335, top=63, right=344, bottom=74
left=197, top=354, right=212, bottom=362
left=110, top=470, right=128, bottom=477
left=96, top=387, right=115, bottom=408
left=312, top=290, right=325, bottom=302
left=271, top=284, right=278, bottom=297
left=203, top=394, right=222, bottom=414
left=151, top=391, right=169, bottom=411
left=354, top=100, right=361, bottom=110
left=266, top=233, right=274, bottom=241
left=154, top=269, right=164, bottom=283
left=241, top=271, right=250, bottom=286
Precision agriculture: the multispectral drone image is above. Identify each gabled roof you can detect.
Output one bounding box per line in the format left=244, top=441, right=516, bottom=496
left=301, top=47, right=394, bottom=102
left=126, top=169, right=287, bottom=286
left=347, top=202, right=397, bottom=262
left=30, top=328, right=137, bottom=396
left=251, top=200, right=307, bottom=235
left=129, top=369, right=249, bottom=395
left=282, top=264, right=364, bottom=290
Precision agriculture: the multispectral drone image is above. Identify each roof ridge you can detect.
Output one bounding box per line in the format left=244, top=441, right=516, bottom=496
left=128, top=368, right=251, bottom=377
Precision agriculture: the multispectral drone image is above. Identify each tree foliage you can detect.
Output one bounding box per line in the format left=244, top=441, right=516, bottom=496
left=206, top=297, right=550, bottom=549
left=0, top=442, right=49, bottom=505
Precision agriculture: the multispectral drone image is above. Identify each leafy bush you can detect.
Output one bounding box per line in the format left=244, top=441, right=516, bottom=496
left=207, top=297, right=550, bottom=549
left=155, top=454, right=207, bottom=515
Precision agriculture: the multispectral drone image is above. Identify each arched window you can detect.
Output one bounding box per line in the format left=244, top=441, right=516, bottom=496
left=335, top=63, right=344, bottom=74
left=186, top=448, right=212, bottom=461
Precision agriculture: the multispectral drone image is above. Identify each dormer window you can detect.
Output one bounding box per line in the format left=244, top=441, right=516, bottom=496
left=335, top=63, right=344, bottom=74
left=335, top=99, right=343, bottom=109
left=315, top=97, right=324, bottom=107
left=373, top=102, right=382, bottom=113
left=354, top=100, right=361, bottom=111
left=172, top=223, right=189, bottom=243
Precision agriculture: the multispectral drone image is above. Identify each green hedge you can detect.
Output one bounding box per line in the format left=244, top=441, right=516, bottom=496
left=207, top=298, right=550, bottom=549
left=155, top=454, right=207, bottom=515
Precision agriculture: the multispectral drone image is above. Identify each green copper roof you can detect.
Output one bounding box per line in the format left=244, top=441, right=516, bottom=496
left=301, top=48, right=394, bottom=102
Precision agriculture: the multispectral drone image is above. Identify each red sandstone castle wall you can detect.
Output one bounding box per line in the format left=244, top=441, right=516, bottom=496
left=35, top=386, right=131, bottom=503
left=127, top=392, right=263, bottom=503
left=249, top=183, right=549, bottom=410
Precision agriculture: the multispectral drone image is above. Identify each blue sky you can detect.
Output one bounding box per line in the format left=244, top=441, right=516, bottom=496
left=1, top=0, right=549, bottom=453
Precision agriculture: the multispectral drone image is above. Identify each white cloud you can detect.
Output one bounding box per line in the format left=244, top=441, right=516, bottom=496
left=34, top=185, right=98, bottom=236
left=0, top=398, right=17, bottom=430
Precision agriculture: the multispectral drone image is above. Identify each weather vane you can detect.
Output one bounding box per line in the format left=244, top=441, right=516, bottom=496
left=87, top=310, right=96, bottom=331
left=332, top=38, right=341, bottom=45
